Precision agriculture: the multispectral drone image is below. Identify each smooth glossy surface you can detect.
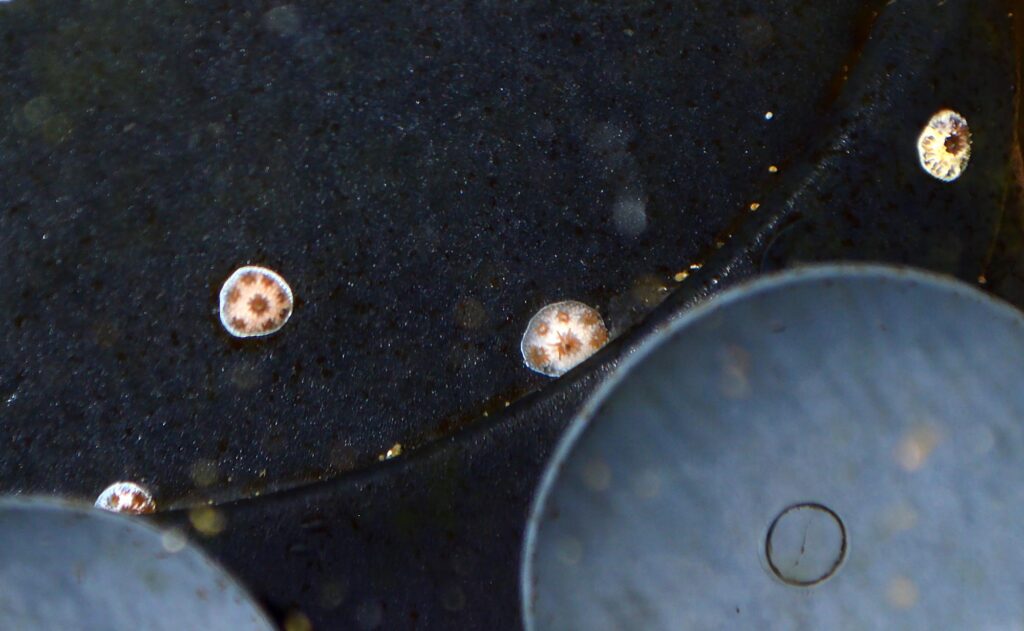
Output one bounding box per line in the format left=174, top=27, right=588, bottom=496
left=0, top=497, right=274, bottom=631
left=524, top=266, right=1024, bottom=630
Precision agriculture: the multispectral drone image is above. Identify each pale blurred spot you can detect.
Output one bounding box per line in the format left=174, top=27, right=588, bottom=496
left=454, top=297, right=488, bottom=329
left=587, top=120, right=632, bottom=154
left=331, top=443, right=359, bottom=472
left=22, top=96, right=55, bottom=126
left=264, top=5, right=302, bottom=36
left=612, top=193, right=648, bottom=238
left=632, top=468, right=663, bottom=499
left=189, top=506, right=227, bottom=536
left=160, top=528, right=188, bottom=553
left=319, top=579, right=349, bottom=610
left=227, top=358, right=263, bottom=390
left=283, top=611, right=312, bottom=631
left=581, top=459, right=611, bottom=492
left=189, top=459, right=220, bottom=487
left=880, top=503, right=918, bottom=536
left=556, top=537, right=583, bottom=566
left=719, top=345, right=751, bottom=399
left=355, top=600, right=384, bottom=630
left=631, top=274, right=669, bottom=308
left=441, top=585, right=466, bottom=612
left=895, top=424, right=942, bottom=472
left=19, top=95, right=72, bottom=143
left=736, top=14, right=774, bottom=51
left=886, top=576, right=919, bottom=609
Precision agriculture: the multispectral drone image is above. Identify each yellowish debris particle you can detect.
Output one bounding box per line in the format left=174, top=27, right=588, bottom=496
left=284, top=611, right=313, bottom=631
left=189, top=506, right=227, bottom=536
left=379, top=443, right=403, bottom=461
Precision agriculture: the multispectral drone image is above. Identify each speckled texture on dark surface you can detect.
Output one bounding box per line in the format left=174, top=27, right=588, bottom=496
left=2, top=0, right=881, bottom=502
left=3, top=0, right=1022, bottom=630
left=147, top=2, right=1020, bottom=629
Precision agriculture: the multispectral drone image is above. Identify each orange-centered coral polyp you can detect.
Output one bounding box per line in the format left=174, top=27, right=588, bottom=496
left=219, top=266, right=293, bottom=338
left=94, top=481, right=157, bottom=515
left=521, top=300, right=609, bottom=377
left=917, top=109, right=971, bottom=182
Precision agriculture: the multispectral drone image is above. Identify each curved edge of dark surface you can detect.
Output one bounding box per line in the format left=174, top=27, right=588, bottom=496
left=145, top=1, right=1021, bottom=629
left=518, top=262, right=1024, bottom=629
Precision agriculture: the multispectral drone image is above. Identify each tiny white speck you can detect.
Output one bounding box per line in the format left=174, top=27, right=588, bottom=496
left=764, top=111, right=774, bottom=120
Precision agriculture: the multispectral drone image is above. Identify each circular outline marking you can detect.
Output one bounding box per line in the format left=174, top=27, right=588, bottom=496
left=764, top=502, right=848, bottom=587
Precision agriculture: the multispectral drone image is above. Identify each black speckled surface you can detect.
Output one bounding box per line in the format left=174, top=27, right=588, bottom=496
left=2, top=0, right=880, bottom=502
left=2, top=0, right=1021, bottom=629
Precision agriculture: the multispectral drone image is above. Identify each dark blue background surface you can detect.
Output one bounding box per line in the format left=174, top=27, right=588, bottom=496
left=0, top=0, right=1020, bottom=628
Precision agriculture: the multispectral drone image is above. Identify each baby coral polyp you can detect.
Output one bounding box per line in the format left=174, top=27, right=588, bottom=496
left=94, top=481, right=156, bottom=515
left=521, top=301, right=609, bottom=377
left=219, top=266, right=293, bottom=338
left=917, top=109, right=971, bottom=182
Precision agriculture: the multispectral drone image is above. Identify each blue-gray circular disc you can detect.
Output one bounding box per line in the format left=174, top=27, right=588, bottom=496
left=0, top=498, right=275, bottom=631
left=522, top=265, right=1024, bottom=630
